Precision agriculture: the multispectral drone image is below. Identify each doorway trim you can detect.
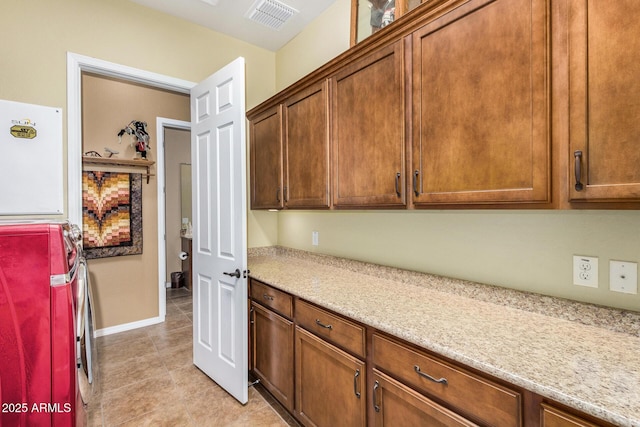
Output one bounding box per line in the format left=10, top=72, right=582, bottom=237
left=156, top=117, right=191, bottom=320
left=67, top=52, right=196, bottom=336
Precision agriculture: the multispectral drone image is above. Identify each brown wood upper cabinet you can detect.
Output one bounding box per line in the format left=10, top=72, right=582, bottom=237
left=331, top=40, right=407, bottom=208
left=284, top=81, right=331, bottom=208
left=567, top=0, right=640, bottom=202
left=250, top=105, right=283, bottom=209
left=411, top=0, right=551, bottom=206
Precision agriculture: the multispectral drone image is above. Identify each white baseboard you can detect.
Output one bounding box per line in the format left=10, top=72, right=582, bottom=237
left=94, top=315, right=165, bottom=337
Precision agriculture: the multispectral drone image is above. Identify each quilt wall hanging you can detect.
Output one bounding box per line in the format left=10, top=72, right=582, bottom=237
left=82, top=171, right=143, bottom=259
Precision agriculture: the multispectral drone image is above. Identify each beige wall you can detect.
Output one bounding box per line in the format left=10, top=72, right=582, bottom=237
left=276, top=0, right=353, bottom=90
left=0, top=0, right=278, bottom=329
left=271, top=0, right=640, bottom=312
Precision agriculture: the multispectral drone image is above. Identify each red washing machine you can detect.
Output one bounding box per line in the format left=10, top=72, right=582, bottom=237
left=0, top=221, right=96, bottom=427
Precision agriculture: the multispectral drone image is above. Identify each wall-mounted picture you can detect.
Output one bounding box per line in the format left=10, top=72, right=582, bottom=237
left=82, top=171, right=143, bottom=259
left=351, top=0, right=425, bottom=45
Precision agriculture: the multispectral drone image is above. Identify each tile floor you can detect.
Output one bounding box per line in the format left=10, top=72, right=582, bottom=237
left=87, top=287, right=299, bottom=426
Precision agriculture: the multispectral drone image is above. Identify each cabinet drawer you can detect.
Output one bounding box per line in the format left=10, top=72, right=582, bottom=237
left=250, top=279, right=292, bottom=319
left=295, top=299, right=366, bottom=358
left=372, top=334, right=521, bottom=427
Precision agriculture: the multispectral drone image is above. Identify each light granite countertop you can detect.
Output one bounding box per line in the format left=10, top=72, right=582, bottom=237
left=248, top=247, right=640, bottom=427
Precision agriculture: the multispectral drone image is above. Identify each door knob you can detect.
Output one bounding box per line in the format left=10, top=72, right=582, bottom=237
left=223, top=268, right=241, bottom=278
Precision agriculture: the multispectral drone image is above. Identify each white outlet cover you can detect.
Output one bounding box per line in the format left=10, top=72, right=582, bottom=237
left=609, top=260, right=638, bottom=294
left=312, top=231, right=319, bottom=246
left=573, top=255, right=598, bottom=288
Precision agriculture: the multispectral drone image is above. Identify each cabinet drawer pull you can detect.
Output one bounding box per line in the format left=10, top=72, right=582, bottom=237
left=574, top=150, right=584, bottom=191
left=315, top=319, right=333, bottom=330
left=413, top=170, right=420, bottom=197
left=276, top=187, right=281, bottom=202
left=249, top=306, right=254, bottom=324
left=354, top=369, right=361, bottom=398
left=373, top=380, right=380, bottom=412
left=263, top=293, right=274, bottom=301
left=414, top=365, right=448, bottom=385
left=395, top=172, right=401, bottom=197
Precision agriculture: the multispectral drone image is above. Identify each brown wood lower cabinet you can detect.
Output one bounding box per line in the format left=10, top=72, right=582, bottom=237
left=250, top=302, right=294, bottom=411
left=371, top=369, right=478, bottom=427
left=248, top=278, right=617, bottom=427
left=295, top=326, right=366, bottom=427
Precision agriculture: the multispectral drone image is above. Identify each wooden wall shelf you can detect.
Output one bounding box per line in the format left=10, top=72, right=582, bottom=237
left=82, top=156, right=155, bottom=183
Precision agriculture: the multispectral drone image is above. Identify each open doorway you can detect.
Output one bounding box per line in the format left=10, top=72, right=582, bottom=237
left=68, top=53, right=195, bottom=336
left=156, top=119, right=191, bottom=319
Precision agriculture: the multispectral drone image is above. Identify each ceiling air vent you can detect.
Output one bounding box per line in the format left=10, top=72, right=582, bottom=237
left=246, top=0, right=298, bottom=30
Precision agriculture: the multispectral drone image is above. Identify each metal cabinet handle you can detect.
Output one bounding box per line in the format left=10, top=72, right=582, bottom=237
left=276, top=188, right=281, bottom=202
left=395, top=172, right=401, bottom=197
left=223, top=268, right=241, bottom=278
left=315, top=319, right=333, bottom=330
left=373, top=380, right=380, bottom=412
left=263, top=293, right=274, bottom=301
left=413, top=170, right=420, bottom=197
left=574, top=150, right=584, bottom=191
left=353, top=369, right=361, bottom=398
left=414, top=365, right=448, bottom=385
left=250, top=306, right=254, bottom=324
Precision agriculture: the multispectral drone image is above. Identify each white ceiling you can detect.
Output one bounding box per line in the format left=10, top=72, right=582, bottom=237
left=128, top=0, right=338, bottom=51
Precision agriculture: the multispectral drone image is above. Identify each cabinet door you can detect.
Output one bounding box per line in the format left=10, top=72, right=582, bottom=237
left=372, top=369, right=478, bottom=427
left=412, top=0, right=550, bottom=205
left=332, top=41, right=406, bottom=208
left=250, top=105, right=284, bottom=209
left=284, top=81, right=330, bottom=208
left=295, top=326, right=366, bottom=427
left=251, top=302, right=294, bottom=411
left=568, top=0, right=640, bottom=201
left=541, top=404, right=600, bottom=427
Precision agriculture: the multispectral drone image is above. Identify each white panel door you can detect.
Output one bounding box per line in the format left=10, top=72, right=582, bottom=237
left=191, top=57, right=248, bottom=404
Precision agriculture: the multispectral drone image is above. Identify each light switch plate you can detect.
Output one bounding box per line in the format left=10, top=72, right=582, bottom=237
left=609, top=260, right=638, bottom=294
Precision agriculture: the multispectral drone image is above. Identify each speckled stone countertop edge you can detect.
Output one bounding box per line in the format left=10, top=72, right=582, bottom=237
left=248, top=246, right=640, bottom=427
left=248, top=246, right=640, bottom=338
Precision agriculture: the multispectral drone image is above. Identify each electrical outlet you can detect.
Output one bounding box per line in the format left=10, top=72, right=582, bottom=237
left=609, top=260, right=638, bottom=294
left=312, top=231, right=319, bottom=246
left=573, top=255, right=598, bottom=288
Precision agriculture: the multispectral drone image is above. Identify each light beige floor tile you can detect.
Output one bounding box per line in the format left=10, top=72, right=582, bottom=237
left=186, top=390, right=275, bottom=427
left=86, top=401, right=104, bottom=427
left=165, top=302, right=184, bottom=316
left=177, top=303, right=193, bottom=315
left=100, top=352, right=168, bottom=393
left=98, top=335, right=158, bottom=370
left=92, top=289, right=298, bottom=427
left=115, top=400, right=195, bottom=427
left=102, top=375, right=177, bottom=426
left=97, top=328, right=149, bottom=348
left=150, top=325, right=192, bottom=352
left=167, top=288, right=191, bottom=300
left=145, top=312, right=191, bottom=337
left=229, top=407, right=289, bottom=427
left=160, top=342, right=194, bottom=372
left=170, top=365, right=234, bottom=400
